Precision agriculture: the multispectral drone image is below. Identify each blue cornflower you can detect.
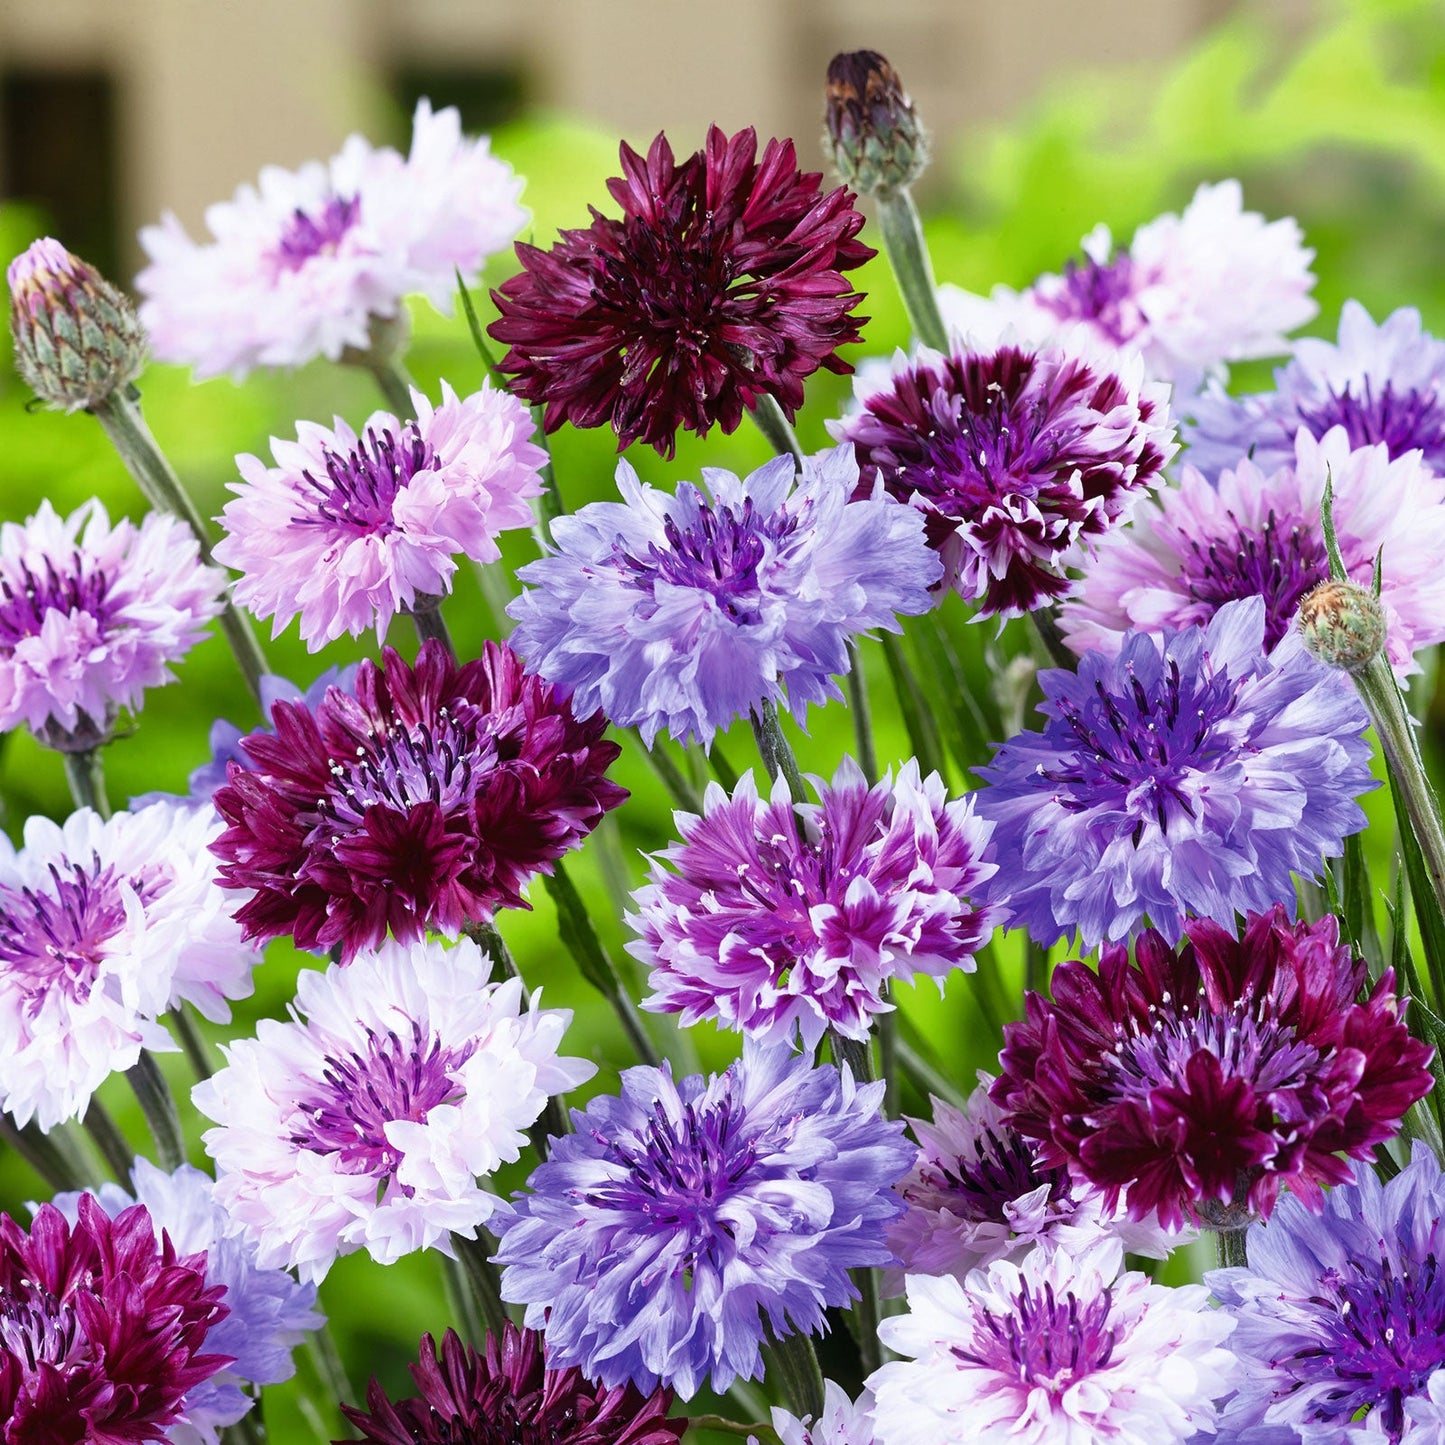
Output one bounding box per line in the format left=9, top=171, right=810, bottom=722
left=976, top=596, right=1374, bottom=949
left=493, top=1042, right=913, bottom=1399
left=1208, top=1143, right=1445, bottom=1444
left=506, top=445, right=940, bottom=748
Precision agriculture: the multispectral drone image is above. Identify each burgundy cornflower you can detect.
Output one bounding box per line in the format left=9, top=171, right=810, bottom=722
left=0, top=1195, right=230, bottom=1443
left=490, top=126, right=873, bottom=456
left=992, top=907, right=1434, bottom=1232
left=342, top=1325, right=685, bottom=1445
left=210, top=639, right=626, bottom=959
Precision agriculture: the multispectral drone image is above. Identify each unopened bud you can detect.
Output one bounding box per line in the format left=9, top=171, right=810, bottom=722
left=824, top=50, right=929, bottom=196
left=8, top=237, right=146, bottom=412
left=1298, top=579, right=1387, bottom=673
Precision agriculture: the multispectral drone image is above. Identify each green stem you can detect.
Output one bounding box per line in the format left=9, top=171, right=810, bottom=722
left=451, top=1231, right=512, bottom=1340
left=895, top=1036, right=967, bottom=1109
left=689, top=1416, right=779, bottom=1443
left=170, top=1005, right=215, bottom=1080
left=876, top=187, right=948, bottom=352
left=0, top=1113, right=94, bottom=1191
left=91, top=389, right=267, bottom=704
left=82, top=1097, right=133, bottom=1180
left=845, top=640, right=879, bottom=786
left=409, top=599, right=456, bottom=657
left=219, top=1408, right=267, bottom=1445
left=302, top=1326, right=354, bottom=1414
left=642, top=740, right=704, bottom=813
left=1215, top=1227, right=1249, bottom=1270
left=62, top=748, right=110, bottom=819
left=878, top=1006, right=900, bottom=1119
left=367, top=357, right=417, bottom=419
left=831, top=1030, right=875, bottom=1082
left=125, top=1051, right=186, bottom=1171
left=750, top=700, right=808, bottom=804
left=880, top=633, right=946, bottom=783
left=748, top=394, right=804, bottom=467
left=1030, top=609, right=1075, bottom=670
left=443, top=1252, right=487, bottom=1348
left=761, top=1329, right=825, bottom=1422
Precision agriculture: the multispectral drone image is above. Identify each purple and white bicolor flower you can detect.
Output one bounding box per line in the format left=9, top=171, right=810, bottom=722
left=768, top=1382, right=878, bottom=1445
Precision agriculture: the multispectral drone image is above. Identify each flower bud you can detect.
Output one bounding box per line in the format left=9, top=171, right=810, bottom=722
left=8, top=237, right=146, bottom=412
left=824, top=50, right=930, bottom=196
left=1298, top=579, right=1387, bottom=672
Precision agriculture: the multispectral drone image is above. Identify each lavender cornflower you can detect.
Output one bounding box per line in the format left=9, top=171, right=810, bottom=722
left=832, top=340, right=1174, bottom=618
left=1185, top=299, right=1445, bottom=478
left=1060, top=427, right=1445, bottom=671
left=1209, top=1144, right=1445, bottom=1443
left=216, top=381, right=544, bottom=649
left=976, top=596, right=1374, bottom=948
left=631, top=758, right=1001, bottom=1048
left=52, top=1159, right=322, bottom=1445
left=771, top=1382, right=878, bottom=1445
left=507, top=446, right=939, bottom=749
left=192, top=936, right=593, bottom=1284
left=494, top=1042, right=914, bottom=1399
left=0, top=499, right=224, bottom=750
left=870, top=1239, right=1236, bottom=1445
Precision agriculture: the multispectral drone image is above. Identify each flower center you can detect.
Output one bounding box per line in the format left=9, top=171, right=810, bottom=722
left=293, top=1020, right=474, bottom=1179
left=911, top=1124, right=1073, bottom=1225
left=1179, top=507, right=1328, bottom=650
left=296, top=423, right=440, bottom=537
left=1296, top=380, right=1445, bottom=463
left=1036, top=253, right=1143, bottom=348
left=0, top=554, right=111, bottom=649
left=0, top=1290, right=89, bottom=1376
left=272, top=194, right=361, bottom=273
left=953, top=1279, right=1117, bottom=1392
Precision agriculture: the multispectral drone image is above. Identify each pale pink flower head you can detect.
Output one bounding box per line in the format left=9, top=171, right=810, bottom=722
left=192, top=936, right=594, bottom=1284
left=137, top=100, right=526, bottom=379
left=0, top=800, right=259, bottom=1131
left=0, top=499, right=224, bottom=750
left=1061, top=427, right=1445, bottom=678
left=215, top=381, right=544, bottom=649
left=770, top=1382, right=877, bottom=1445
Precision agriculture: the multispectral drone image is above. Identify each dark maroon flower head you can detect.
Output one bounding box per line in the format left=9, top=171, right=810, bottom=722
left=992, top=906, right=1434, bottom=1232
left=339, top=1324, right=684, bottom=1445
left=0, top=1195, right=230, bottom=1444
left=489, top=126, right=874, bottom=457
left=211, top=639, right=627, bottom=960
left=838, top=341, right=1175, bottom=617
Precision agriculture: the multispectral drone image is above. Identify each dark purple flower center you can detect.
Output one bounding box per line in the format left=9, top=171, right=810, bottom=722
left=273, top=194, right=361, bottom=273
left=1036, top=254, right=1142, bottom=348
left=614, top=496, right=803, bottom=625
left=0, top=1291, right=88, bottom=1376
left=0, top=554, right=110, bottom=648
left=294, top=1020, right=474, bottom=1179
left=1036, top=657, right=1239, bottom=836
left=953, top=1280, right=1117, bottom=1391
left=0, top=859, right=166, bottom=1006
left=1295, top=380, right=1445, bottom=463
left=913, top=1125, right=1072, bottom=1224
left=1292, top=1253, right=1445, bottom=1441
left=1179, top=508, right=1328, bottom=650
left=296, top=424, right=439, bottom=537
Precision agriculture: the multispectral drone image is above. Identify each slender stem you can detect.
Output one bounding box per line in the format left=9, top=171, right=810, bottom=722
left=62, top=748, right=110, bottom=819
left=707, top=740, right=741, bottom=792
left=1215, top=1227, right=1249, bottom=1270
left=761, top=1329, right=826, bottom=1422
left=880, top=633, right=946, bottom=782
left=748, top=394, right=804, bottom=467
left=82, top=1098, right=134, bottom=1180
left=451, top=1231, right=512, bottom=1340
left=831, top=1029, right=875, bottom=1082
left=0, top=1113, right=94, bottom=1191
left=878, top=1006, right=900, bottom=1119
left=895, top=1037, right=967, bottom=1109
left=875, top=187, right=948, bottom=352
left=169, top=1005, right=215, bottom=1080
left=726, top=1378, right=771, bottom=1422
left=443, top=1252, right=487, bottom=1348
left=642, top=740, right=704, bottom=813
left=303, top=1326, right=354, bottom=1413
left=91, top=389, right=267, bottom=704
left=125, top=1051, right=186, bottom=1171
left=409, top=600, right=456, bottom=657
left=750, top=700, right=807, bottom=804
left=851, top=1257, right=884, bottom=1378
left=689, top=1417, right=779, bottom=1443
left=1030, top=609, right=1076, bottom=670
left=845, top=640, right=879, bottom=786
left=219, top=1408, right=267, bottom=1445
left=366, top=357, right=417, bottom=419
left=530, top=407, right=564, bottom=527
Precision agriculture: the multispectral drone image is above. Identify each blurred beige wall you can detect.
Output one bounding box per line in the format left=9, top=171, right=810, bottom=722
left=0, top=0, right=1308, bottom=274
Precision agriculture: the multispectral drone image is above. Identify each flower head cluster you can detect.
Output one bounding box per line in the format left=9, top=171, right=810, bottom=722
left=1185, top=300, right=1445, bottom=477
left=631, top=758, right=1001, bottom=1048
left=870, top=1238, right=1236, bottom=1445
left=1209, top=1144, right=1445, bottom=1444
left=216, top=381, right=544, bottom=648
left=137, top=100, right=525, bottom=378
left=494, top=1042, right=913, bottom=1399
left=772, top=1382, right=878, bottom=1445
left=490, top=126, right=872, bottom=456
left=977, top=597, right=1374, bottom=948
left=0, top=499, right=224, bottom=750
left=833, top=340, right=1174, bottom=617
left=0, top=1195, right=230, bottom=1443
left=886, top=1077, right=1179, bottom=1294
left=52, top=1160, right=322, bottom=1445
left=0, top=801, right=258, bottom=1130
left=193, top=936, right=593, bottom=1284
left=508, top=447, right=938, bottom=749
left=993, top=907, right=1434, bottom=1231
left=1060, top=427, right=1445, bottom=672
left=210, top=639, right=625, bottom=959
left=343, top=1325, right=685, bottom=1445
left=939, top=180, right=1317, bottom=391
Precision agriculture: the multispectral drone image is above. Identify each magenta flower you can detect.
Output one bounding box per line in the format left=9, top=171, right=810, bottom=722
left=631, top=758, right=1001, bottom=1048
left=0, top=1195, right=230, bottom=1443
left=834, top=341, right=1174, bottom=617
left=216, top=381, right=545, bottom=649
left=490, top=126, right=872, bottom=456
left=0, top=499, right=224, bottom=750
left=210, top=640, right=625, bottom=959
left=992, top=907, right=1435, bottom=1231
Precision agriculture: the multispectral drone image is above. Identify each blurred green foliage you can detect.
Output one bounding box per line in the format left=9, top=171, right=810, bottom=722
left=2, top=0, right=1445, bottom=1436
